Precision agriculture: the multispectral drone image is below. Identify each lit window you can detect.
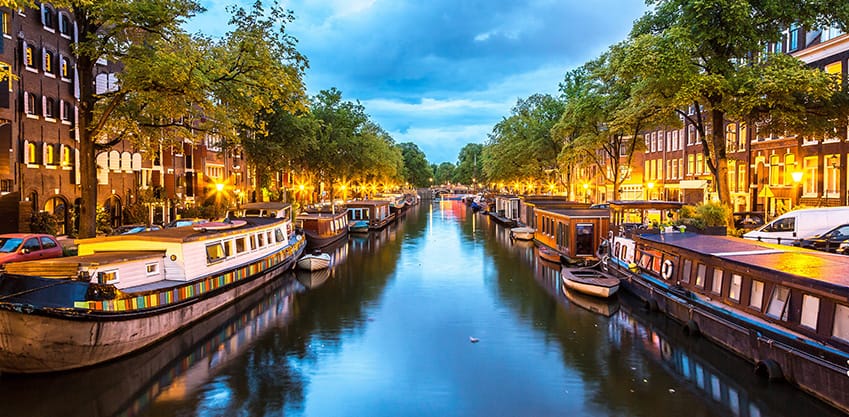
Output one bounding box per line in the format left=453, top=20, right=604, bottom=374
left=750, top=280, right=764, bottom=310
left=711, top=268, right=723, bottom=294
left=98, top=270, right=119, bottom=284
left=44, top=50, right=54, bottom=74
left=766, top=286, right=790, bottom=320
left=680, top=259, right=692, bottom=284
left=801, top=295, right=820, bottom=330
left=25, top=45, right=34, bottom=68
left=695, top=263, right=706, bottom=288
left=1, top=11, right=8, bottom=36
left=145, top=263, right=158, bottom=275
left=235, top=237, right=246, bottom=253
left=206, top=242, right=226, bottom=264
left=729, top=274, right=742, bottom=302
left=26, top=142, right=37, bottom=164
left=833, top=304, right=849, bottom=342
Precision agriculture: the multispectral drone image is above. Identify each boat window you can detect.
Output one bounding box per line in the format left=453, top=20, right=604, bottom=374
left=711, top=268, right=723, bottom=294
left=800, top=294, right=820, bottom=330
left=766, top=286, right=790, bottom=320
left=235, top=237, right=246, bottom=254
left=275, top=228, right=285, bottom=242
left=728, top=274, right=742, bottom=302
left=250, top=235, right=257, bottom=250
left=223, top=239, right=233, bottom=257
left=832, top=304, right=849, bottom=342
left=695, top=264, right=706, bottom=288
left=614, top=242, right=621, bottom=258
left=620, top=246, right=627, bottom=261
left=267, top=231, right=274, bottom=244
left=750, top=280, right=764, bottom=310
left=98, top=269, right=119, bottom=284
left=145, top=262, right=158, bottom=276
left=206, top=242, right=226, bottom=264
left=681, top=259, right=692, bottom=284
left=639, top=252, right=652, bottom=269
left=257, top=233, right=265, bottom=248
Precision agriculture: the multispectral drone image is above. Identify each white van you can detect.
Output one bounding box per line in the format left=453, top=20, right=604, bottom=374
left=742, top=207, right=849, bottom=245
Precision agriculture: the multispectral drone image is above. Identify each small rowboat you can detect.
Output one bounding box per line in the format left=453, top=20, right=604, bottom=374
left=538, top=245, right=562, bottom=264
left=297, top=250, right=331, bottom=271
left=510, top=227, right=535, bottom=241
left=561, top=267, right=620, bottom=298
left=349, top=220, right=369, bottom=234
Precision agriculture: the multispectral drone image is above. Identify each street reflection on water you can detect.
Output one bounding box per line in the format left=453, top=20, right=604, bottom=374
left=0, top=200, right=843, bottom=417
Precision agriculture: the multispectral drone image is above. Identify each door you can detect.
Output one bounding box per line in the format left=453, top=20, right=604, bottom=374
left=21, top=238, right=42, bottom=261
left=575, top=223, right=594, bottom=256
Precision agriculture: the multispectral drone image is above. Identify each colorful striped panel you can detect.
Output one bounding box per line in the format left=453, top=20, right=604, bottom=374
left=78, top=237, right=304, bottom=312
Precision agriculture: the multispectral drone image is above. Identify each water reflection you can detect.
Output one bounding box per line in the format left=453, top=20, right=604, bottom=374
left=0, top=275, right=303, bottom=417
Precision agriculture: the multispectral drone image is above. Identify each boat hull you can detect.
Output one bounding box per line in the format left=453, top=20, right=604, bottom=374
left=0, top=237, right=305, bottom=374
left=538, top=246, right=561, bottom=264
left=561, top=268, right=620, bottom=298
left=510, top=227, right=535, bottom=241
left=297, top=254, right=331, bottom=271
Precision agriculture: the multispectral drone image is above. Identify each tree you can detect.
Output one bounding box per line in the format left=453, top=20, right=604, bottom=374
left=30, top=0, right=307, bottom=237
left=623, top=0, right=849, bottom=210
left=434, top=162, right=455, bottom=185
left=398, top=142, right=432, bottom=188
left=245, top=107, right=317, bottom=195
left=553, top=47, right=671, bottom=201
left=452, top=143, right=483, bottom=186
left=481, top=94, right=565, bottom=185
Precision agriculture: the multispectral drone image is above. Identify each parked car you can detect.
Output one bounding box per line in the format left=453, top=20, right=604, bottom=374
left=0, top=233, right=64, bottom=265
left=794, top=223, right=849, bottom=253
left=733, top=211, right=765, bottom=231
left=110, top=224, right=162, bottom=235
left=165, top=218, right=208, bottom=228
left=742, top=206, right=849, bottom=245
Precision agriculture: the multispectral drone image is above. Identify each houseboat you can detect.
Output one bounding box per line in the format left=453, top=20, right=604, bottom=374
left=296, top=210, right=349, bottom=248
left=607, top=220, right=849, bottom=413
left=227, top=201, right=292, bottom=219
left=519, top=196, right=590, bottom=230
left=346, top=200, right=395, bottom=231
left=0, top=216, right=305, bottom=373
left=490, top=195, right=522, bottom=227
left=533, top=207, right=610, bottom=264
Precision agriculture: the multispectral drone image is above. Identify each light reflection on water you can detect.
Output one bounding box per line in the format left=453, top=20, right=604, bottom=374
left=0, top=200, right=844, bottom=417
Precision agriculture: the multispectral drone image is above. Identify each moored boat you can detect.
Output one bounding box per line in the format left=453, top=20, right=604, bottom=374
left=538, top=245, right=562, bottom=264
left=605, top=200, right=849, bottom=414
left=347, top=200, right=395, bottom=231
left=510, top=226, right=535, bottom=241
left=0, top=217, right=305, bottom=374
left=296, top=210, right=349, bottom=248
left=297, top=250, right=331, bottom=271
left=561, top=266, right=620, bottom=298
left=349, top=220, right=370, bottom=234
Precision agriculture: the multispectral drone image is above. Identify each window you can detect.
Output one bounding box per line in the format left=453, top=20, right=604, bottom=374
left=61, top=146, right=71, bottom=167
left=766, top=286, right=790, bottom=320
left=235, top=237, right=246, bottom=253
left=769, top=154, right=781, bottom=186
left=763, top=216, right=795, bottom=233
left=145, top=263, right=158, bottom=275
left=688, top=154, right=694, bottom=176
left=206, top=242, right=226, bottom=264
left=738, top=123, right=747, bottom=151
left=681, top=259, right=692, bottom=284
left=266, top=231, right=273, bottom=244
left=788, top=25, right=800, bottom=51
left=60, top=100, right=72, bottom=122
left=23, top=238, right=40, bottom=252
left=711, top=268, right=723, bottom=294
left=801, top=295, right=820, bottom=330
left=833, top=304, right=849, bottom=342
left=738, top=164, right=746, bottom=191
left=728, top=160, right=737, bottom=193
left=24, top=43, right=35, bottom=68
left=250, top=235, right=256, bottom=250
left=729, top=274, right=742, bottom=302
left=45, top=143, right=56, bottom=165
left=206, top=165, right=224, bottom=179
left=26, top=141, right=37, bottom=165
left=98, top=270, right=119, bottom=284
left=41, top=5, right=55, bottom=29
left=695, top=263, right=706, bottom=288
left=1, top=11, right=9, bottom=37
left=726, top=124, right=737, bottom=152
left=275, top=228, right=285, bottom=242
left=24, top=92, right=37, bottom=116
left=59, top=13, right=71, bottom=37
left=39, top=237, right=57, bottom=249
left=803, top=156, right=818, bottom=196
left=43, top=50, right=55, bottom=75
left=824, top=154, right=839, bottom=197
left=60, top=56, right=71, bottom=79
left=223, top=239, right=233, bottom=257
left=784, top=154, right=796, bottom=186
left=696, top=154, right=704, bottom=175
left=44, top=97, right=56, bottom=119
left=257, top=233, right=265, bottom=247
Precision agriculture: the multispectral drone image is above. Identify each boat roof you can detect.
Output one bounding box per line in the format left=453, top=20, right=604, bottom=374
left=536, top=208, right=611, bottom=218
left=77, top=218, right=287, bottom=245
left=347, top=200, right=390, bottom=207
left=296, top=211, right=348, bottom=220
left=240, top=202, right=291, bottom=209
left=609, top=200, right=686, bottom=210
left=637, top=233, right=849, bottom=288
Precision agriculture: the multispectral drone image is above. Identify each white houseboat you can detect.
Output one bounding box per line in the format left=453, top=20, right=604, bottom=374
left=0, top=217, right=305, bottom=373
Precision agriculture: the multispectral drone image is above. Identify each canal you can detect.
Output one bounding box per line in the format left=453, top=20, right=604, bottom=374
left=0, top=200, right=843, bottom=417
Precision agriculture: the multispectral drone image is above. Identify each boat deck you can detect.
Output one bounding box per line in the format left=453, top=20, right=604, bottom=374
left=77, top=217, right=286, bottom=244
left=123, top=279, right=185, bottom=292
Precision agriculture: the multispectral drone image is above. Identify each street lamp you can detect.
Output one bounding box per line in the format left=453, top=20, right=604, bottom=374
left=792, top=170, right=803, bottom=209
left=647, top=181, right=655, bottom=200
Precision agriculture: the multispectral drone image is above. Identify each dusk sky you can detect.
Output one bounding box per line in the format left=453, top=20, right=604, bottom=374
left=190, top=1, right=648, bottom=164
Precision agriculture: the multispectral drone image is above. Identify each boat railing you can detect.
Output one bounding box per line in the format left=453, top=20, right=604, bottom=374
left=742, top=235, right=803, bottom=245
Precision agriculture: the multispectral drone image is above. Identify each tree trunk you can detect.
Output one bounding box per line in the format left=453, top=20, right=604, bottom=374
left=76, top=50, right=97, bottom=238
left=710, top=109, right=731, bottom=207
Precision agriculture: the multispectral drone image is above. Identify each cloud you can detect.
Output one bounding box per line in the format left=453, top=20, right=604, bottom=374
left=389, top=125, right=493, bottom=164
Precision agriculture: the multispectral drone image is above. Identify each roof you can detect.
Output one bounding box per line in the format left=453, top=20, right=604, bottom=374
left=638, top=233, right=849, bottom=288
left=77, top=217, right=287, bottom=245
left=536, top=208, right=611, bottom=218
left=609, top=200, right=686, bottom=210
left=296, top=211, right=348, bottom=220
left=347, top=200, right=390, bottom=207
left=240, top=202, right=291, bottom=210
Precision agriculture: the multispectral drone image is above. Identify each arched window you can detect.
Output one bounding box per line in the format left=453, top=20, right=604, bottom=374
left=26, top=141, right=37, bottom=165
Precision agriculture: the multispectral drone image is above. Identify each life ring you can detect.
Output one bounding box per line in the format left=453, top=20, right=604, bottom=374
left=661, top=259, right=674, bottom=280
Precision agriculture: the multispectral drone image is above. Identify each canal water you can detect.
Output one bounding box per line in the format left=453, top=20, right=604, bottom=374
left=0, top=200, right=843, bottom=417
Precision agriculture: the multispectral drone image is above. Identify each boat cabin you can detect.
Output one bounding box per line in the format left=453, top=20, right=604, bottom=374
left=533, top=207, right=610, bottom=261
left=227, top=202, right=292, bottom=220
left=519, top=196, right=590, bottom=230
left=346, top=200, right=394, bottom=230
left=296, top=211, right=349, bottom=247
left=609, top=200, right=685, bottom=236
left=492, top=195, right=522, bottom=226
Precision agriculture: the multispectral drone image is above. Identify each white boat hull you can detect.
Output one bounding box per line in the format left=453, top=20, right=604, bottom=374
left=510, top=227, right=535, bottom=241
left=562, top=278, right=619, bottom=298
left=297, top=253, right=331, bottom=271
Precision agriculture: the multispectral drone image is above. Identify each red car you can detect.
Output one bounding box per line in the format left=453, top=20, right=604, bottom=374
left=0, top=234, right=64, bottom=265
